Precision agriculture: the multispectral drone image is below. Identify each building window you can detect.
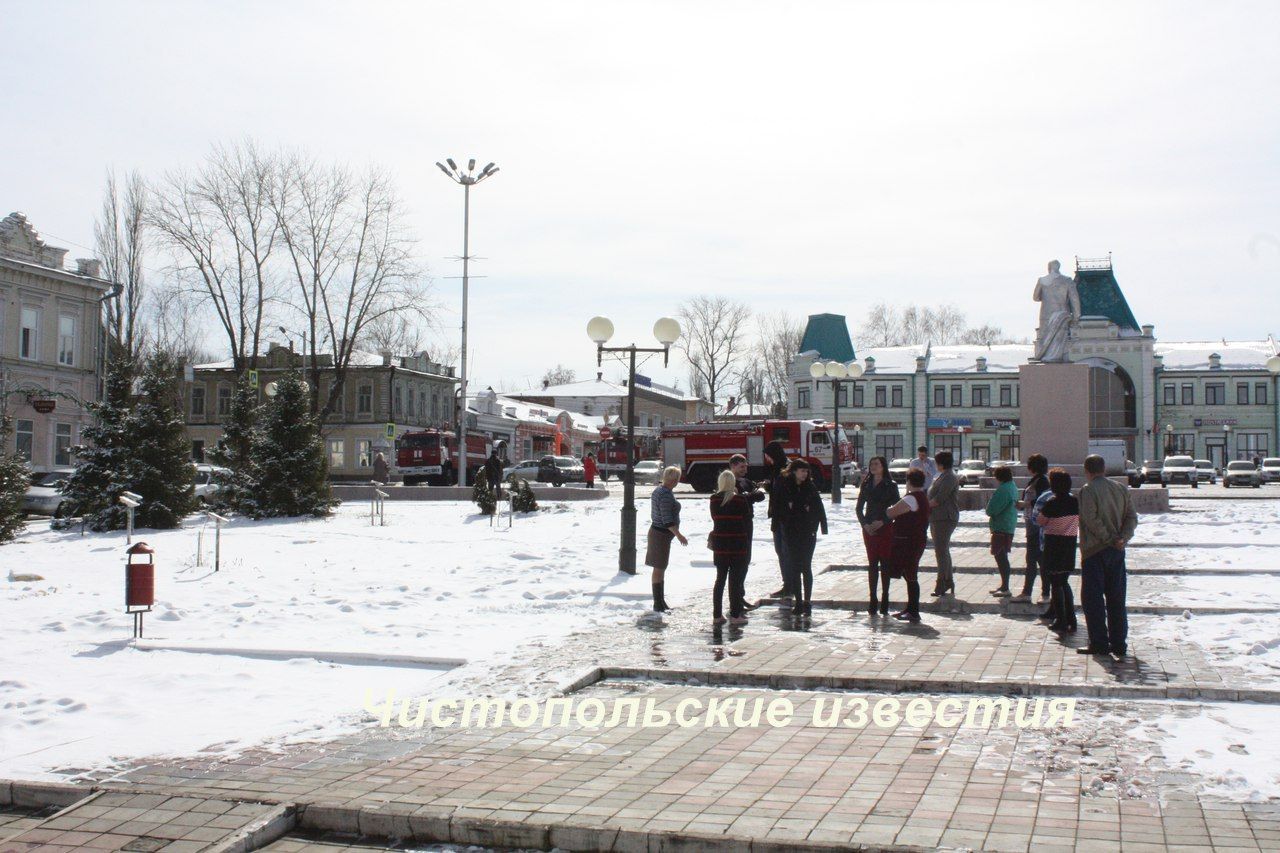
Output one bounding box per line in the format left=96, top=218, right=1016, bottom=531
left=1237, top=384, right=1250, bottom=405
left=393, top=385, right=402, bottom=416
left=15, top=420, right=34, bottom=460
left=358, top=384, right=373, bottom=414
left=327, top=438, right=346, bottom=468
left=331, top=383, right=344, bottom=414
left=836, top=384, right=848, bottom=407
left=191, top=439, right=206, bottom=462
left=934, top=434, right=962, bottom=458
left=875, top=434, right=903, bottom=460
left=771, top=426, right=792, bottom=443
left=57, top=315, right=76, bottom=366
left=1089, top=366, right=1137, bottom=432
left=1181, top=384, right=1194, bottom=405
left=1000, top=432, right=1021, bottom=461
left=431, top=391, right=440, bottom=421
left=217, top=386, right=232, bottom=416
left=407, top=387, right=415, bottom=418
left=852, top=384, right=864, bottom=407
left=1205, top=383, right=1225, bottom=405
left=950, top=385, right=961, bottom=407
left=417, top=392, right=425, bottom=419
left=20, top=307, right=40, bottom=360
left=999, top=385, right=1012, bottom=407
left=1164, top=433, right=1195, bottom=455
left=357, top=440, right=372, bottom=468
left=874, top=386, right=887, bottom=408
left=1163, top=384, right=1175, bottom=406
left=1238, top=433, right=1269, bottom=460
left=797, top=386, right=811, bottom=409
left=891, top=386, right=903, bottom=407
left=191, top=386, right=206, bottom=417
left=933, top=385, right=946, bottom=408
left=972, top=386, right=990, bottom=407
left=54, top=423, right=73, bottom=466
left=1257, top=383, right=1269, bottom=406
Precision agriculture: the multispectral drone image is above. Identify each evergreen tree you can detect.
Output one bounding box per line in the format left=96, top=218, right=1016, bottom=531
left=208, top=376, right=260, bottom=511
left=53, top=358, right=134, bottom=530
left=0, top=416, right=31, bottom=543
left=472, top=468, right=497, bottom=515
left=243, top=373, right=336, bottom=518
left=125, top=351, right=200, bottom=528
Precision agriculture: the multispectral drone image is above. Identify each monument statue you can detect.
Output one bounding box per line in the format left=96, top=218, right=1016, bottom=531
left=1032, top=259, right=1081, bottom=362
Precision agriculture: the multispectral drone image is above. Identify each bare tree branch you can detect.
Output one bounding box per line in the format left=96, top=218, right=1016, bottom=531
left=676, top=295, right=751, bottom=406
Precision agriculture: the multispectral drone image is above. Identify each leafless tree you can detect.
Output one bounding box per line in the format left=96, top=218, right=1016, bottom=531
left=755, top=312, right=805, bottom=408
left=271, top=155, right=427, bottom=425
left=676, top=295, right=751, bottom=406
left=540, top=365, right=576, bottom=387
left=95, top=169, right=148, bottom=366
left=853, top=302, right=1015, bottom=349
left=147, top=283, right=213, bottom=363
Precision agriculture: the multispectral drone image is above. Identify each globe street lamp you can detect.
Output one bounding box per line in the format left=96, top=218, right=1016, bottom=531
left=809, top=360, right=864, bottom=503
left=852, top=424, right=863, bottom=469
left=1223, top=423, right=1232, bottom=466
left=436, top=158, right=499, bottom=485
left=588, top=316, right=681, bottom=574
left=1009, top=423, right=1019, bottom=462
left=1165, top=423, right=1174, bottom=457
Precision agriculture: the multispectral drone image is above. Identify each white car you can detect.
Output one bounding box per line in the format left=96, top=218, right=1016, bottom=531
left=632, top=460, right=663, bottom=485
left=22, top=469, right=75, bottom=517
left=888, top=458, right=912, bottom=484
left=957, top=459, right=986, bottom=487
left=193, top=464, right=232, bottom=504
left=1224, top=460, right=1263, bottom=488
left=1161, top=455, right=1198, bottom=486
left=502, top=459, right=541, bottom=482
left=1261, top=458, right=1280, bottom=484
left=1193, top=459, right=1217, bottom=485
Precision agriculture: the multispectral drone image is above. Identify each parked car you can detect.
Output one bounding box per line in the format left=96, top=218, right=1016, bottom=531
left=503, top=459, right=541, bottom=482
left=1261, top=458, right=1280, bottom=484
left=1161, top=455, right=1198, bottom=486
left=1193, top=459, right=1217, bottom=485
left=1125, top=459, right=1142, bottom=488
left=887, top=458, right=912, bottom=484
left=1139, top=459, right=1164, bottom=486
left=193, top=464, right=232, bottom=504
left=632, top=459, right=663, bottom=485
left=985, top=459, right=1020, bottom=476
left=1223, top=460, right=1263, bottom=488
left=537, top=455, right=585, bottom=486
left=22, top=469, right=75, bottom=517
left=957, top=459, right=986, bottom=487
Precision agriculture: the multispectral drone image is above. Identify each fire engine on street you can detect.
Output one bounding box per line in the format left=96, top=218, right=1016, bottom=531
left=395, top=429, right=491, bottom=486
left=660, top=418, right=853, bottom=493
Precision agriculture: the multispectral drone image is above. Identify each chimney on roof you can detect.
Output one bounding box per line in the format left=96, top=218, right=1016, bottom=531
left=976, top=356, right=988, bottom=373
left=542, top=379, right=550, bottom=389
left=596, top=372, right=602, bottom=381
left=864, top=356, right=876, bottom=374
left=1209, top=352, right=1222, bottom=370
left=380, top=349, right=392, bottom=366
left=1141, top=324, right=1155, bottom=338
left=75, top=258, right=101, bottom=277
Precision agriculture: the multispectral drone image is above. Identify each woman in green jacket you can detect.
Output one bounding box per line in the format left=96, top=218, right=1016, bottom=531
left=985, top=466, right=1019, bottom=596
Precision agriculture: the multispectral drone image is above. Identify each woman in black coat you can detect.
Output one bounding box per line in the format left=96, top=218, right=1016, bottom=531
left=775, top=459, right=828, bottom=617
left=856, top=456, right=900, bottom=615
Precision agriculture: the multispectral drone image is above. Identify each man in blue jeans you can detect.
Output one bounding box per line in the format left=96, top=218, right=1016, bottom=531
left=1077, top=454, right=1139, bottom=657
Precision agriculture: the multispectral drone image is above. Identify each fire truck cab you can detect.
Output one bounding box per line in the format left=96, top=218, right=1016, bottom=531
left=396, top=429, right=491, bottom=486
left=661, top=419, right=853, bottom=493
left=596, top=437, right=642, bottom=480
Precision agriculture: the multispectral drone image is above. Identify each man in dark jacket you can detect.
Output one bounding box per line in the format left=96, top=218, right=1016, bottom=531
left=483, top=450, right=504, bottom=497
left=729, top=453, right=766, bottom=607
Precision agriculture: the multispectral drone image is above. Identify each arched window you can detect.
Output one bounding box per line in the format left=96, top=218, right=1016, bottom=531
left=1088, top=364, right=1135, bottom=432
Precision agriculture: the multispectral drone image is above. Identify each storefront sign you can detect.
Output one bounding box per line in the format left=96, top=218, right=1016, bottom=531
left=1194, top=418, right=1238, bottom=427
left=875, top=421, right=903, bottom=428
left=985, top=418, right=1019, bottom=429
left=32, top=399, right=56, bottom=414
left=927, top=417, right=972, bottom=430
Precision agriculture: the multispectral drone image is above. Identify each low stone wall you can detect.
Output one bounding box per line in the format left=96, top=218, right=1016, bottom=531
left=332, top=484, right=609, bottom=502
left=956, top=485, right=1169, bottom=513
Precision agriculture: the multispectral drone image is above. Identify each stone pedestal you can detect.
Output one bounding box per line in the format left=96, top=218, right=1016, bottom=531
left=1018, top=362, right=1090, bottom=468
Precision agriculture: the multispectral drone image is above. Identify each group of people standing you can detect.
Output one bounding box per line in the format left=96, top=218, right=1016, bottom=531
left=645, top=442, right=1138, bottom=657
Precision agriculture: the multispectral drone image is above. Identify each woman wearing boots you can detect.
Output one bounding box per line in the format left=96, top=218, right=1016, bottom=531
left=886, top=468, right=931, bottom=622
left=762, top=440, right=793, bottom=599
left=1036, top=468, right=1079, bottom=633
left=985, top=465, right=1019, bottom=596
left=710, top=470, right=753, bottom=625
left=927, top=451, right=959, bottom=597
left=645, top=466, right=688, bottom=612
left=778, top=459, right=827, bottom=616
left=856, top=456, right=900, bottom=615
left=1012, top=454, right=1051, bottom=604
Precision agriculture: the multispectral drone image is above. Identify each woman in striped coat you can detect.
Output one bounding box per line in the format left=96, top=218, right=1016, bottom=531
left=1035, top=468, right=1080, bottom=633
left=710, top=469, right=754, bottom=625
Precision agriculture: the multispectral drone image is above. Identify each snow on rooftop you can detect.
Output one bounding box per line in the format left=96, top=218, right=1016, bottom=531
left=1154, top=341, right=1279, bottom=371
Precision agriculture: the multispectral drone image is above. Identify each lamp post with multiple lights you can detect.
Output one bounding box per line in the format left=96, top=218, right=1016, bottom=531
left=808, top=360, right=864, bottom=503
left=436, top=158, right=499, bottom=485
left=587, top=316, right=681, bottom=574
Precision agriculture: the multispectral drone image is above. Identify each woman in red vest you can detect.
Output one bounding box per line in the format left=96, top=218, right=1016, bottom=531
left=583, top=453, right=598, bottom=489
left=886, top=468, right=931, bottom=622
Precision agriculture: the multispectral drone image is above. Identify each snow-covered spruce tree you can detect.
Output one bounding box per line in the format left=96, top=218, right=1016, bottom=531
left=53, top=358, right=135, bottom=530
left=124, top=351, right=200, bottom=528
left=472, top=468, right=497, bottom=515
left=0, top=416, right=31, bottom=543
left=207, top=376, right=260, bottom=511
left=243, top=373, right=336, bottom=518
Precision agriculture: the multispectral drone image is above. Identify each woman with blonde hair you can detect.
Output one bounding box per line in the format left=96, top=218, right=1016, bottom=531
left=709, top=469, right=753, bottom=624
left=645, top=465, right=688, bottom=612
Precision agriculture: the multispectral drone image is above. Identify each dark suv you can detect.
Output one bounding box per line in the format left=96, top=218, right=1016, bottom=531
left=537, top=455, right=585, bottom=486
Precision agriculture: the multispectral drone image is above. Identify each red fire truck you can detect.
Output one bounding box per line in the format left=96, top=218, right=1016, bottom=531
left=396, top=429, right=492, bottom=486
left=660, top=419, right=853, bottom=493
left=596, top=436, right=644, bottom=480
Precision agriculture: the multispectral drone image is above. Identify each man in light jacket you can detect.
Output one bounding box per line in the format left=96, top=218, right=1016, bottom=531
left=1077, top=454, right=1139, bottom=657
left=927, top=451, right=959, bottom=596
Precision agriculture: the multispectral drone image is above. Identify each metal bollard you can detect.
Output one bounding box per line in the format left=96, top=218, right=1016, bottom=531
left=205, top=511, right=228, bottom=571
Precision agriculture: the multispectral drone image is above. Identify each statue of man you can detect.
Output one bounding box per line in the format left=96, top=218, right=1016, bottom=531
left=1032, top=260, right=1081, bottom=362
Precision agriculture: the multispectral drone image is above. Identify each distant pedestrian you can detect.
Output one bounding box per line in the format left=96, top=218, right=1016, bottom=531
left=709, top=470, right=752, bottom=625
left=856, top=456, right=900, bottom=616
left=373, top=452, right=390, bottom=485
left=777, top=458, right=827, bottom=616
left=583, top=453, right=598, bottom=489
left=1078, top=454, right=1138, bottom=656
left=762, top=440, right=793, bottom=599
left=645, top=466, right=689, bottom=613
left=483, top=449, right=503, bottom=495
left=1036, top=468, right=1079, bottom=634
left=985, top=465, right=1018, bottom=596
left=908, top=446, right=938, bottom=491
left=886, top=468, right=931, bottom=622
left=927, top=451, right=959, bottom=597
left=1012, top=453, right=1051, bottom=604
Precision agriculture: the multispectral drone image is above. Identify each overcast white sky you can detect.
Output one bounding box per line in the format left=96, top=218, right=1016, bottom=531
left=4, top=0, right=1279, bottom=393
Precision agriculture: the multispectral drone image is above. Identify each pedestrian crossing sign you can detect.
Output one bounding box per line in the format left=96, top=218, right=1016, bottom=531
left=385, top=423, right=395, bottom=438
left=248, top=369, right=259, bottom=389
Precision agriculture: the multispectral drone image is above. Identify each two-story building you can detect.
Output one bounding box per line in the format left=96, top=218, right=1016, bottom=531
left=1, top=212, right=110, bottom=473
left=187, top=343, right=459, bottom=480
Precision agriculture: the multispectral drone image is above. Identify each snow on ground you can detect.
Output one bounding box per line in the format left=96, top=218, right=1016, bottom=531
left=1129, top=703, right=1280, bottom=802
left=1137, top=613, right=1280, bottom=681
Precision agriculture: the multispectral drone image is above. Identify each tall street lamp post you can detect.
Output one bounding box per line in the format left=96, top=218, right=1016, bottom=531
left=1223, top=423, right=1231, bottom=465
left=587, top=316, right=681, bottom=575
left=1268, top=355, right=1280, bottom=462
left=1165, top=423, right=1174, bottom=457
left=809, top=360, right=864, bottom=503
left=436, top=158, right=499, bottom=485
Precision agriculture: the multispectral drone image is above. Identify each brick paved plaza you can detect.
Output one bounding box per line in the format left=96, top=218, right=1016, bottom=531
left=4, top=494, right=1280, bottom=851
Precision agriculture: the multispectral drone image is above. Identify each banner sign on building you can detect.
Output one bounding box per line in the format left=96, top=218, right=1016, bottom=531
left=985, top=418, right=1020, bottom=429
left=1194, top=418, right=1238, bottom=427
left=927, top=417, right=972, bottom=433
